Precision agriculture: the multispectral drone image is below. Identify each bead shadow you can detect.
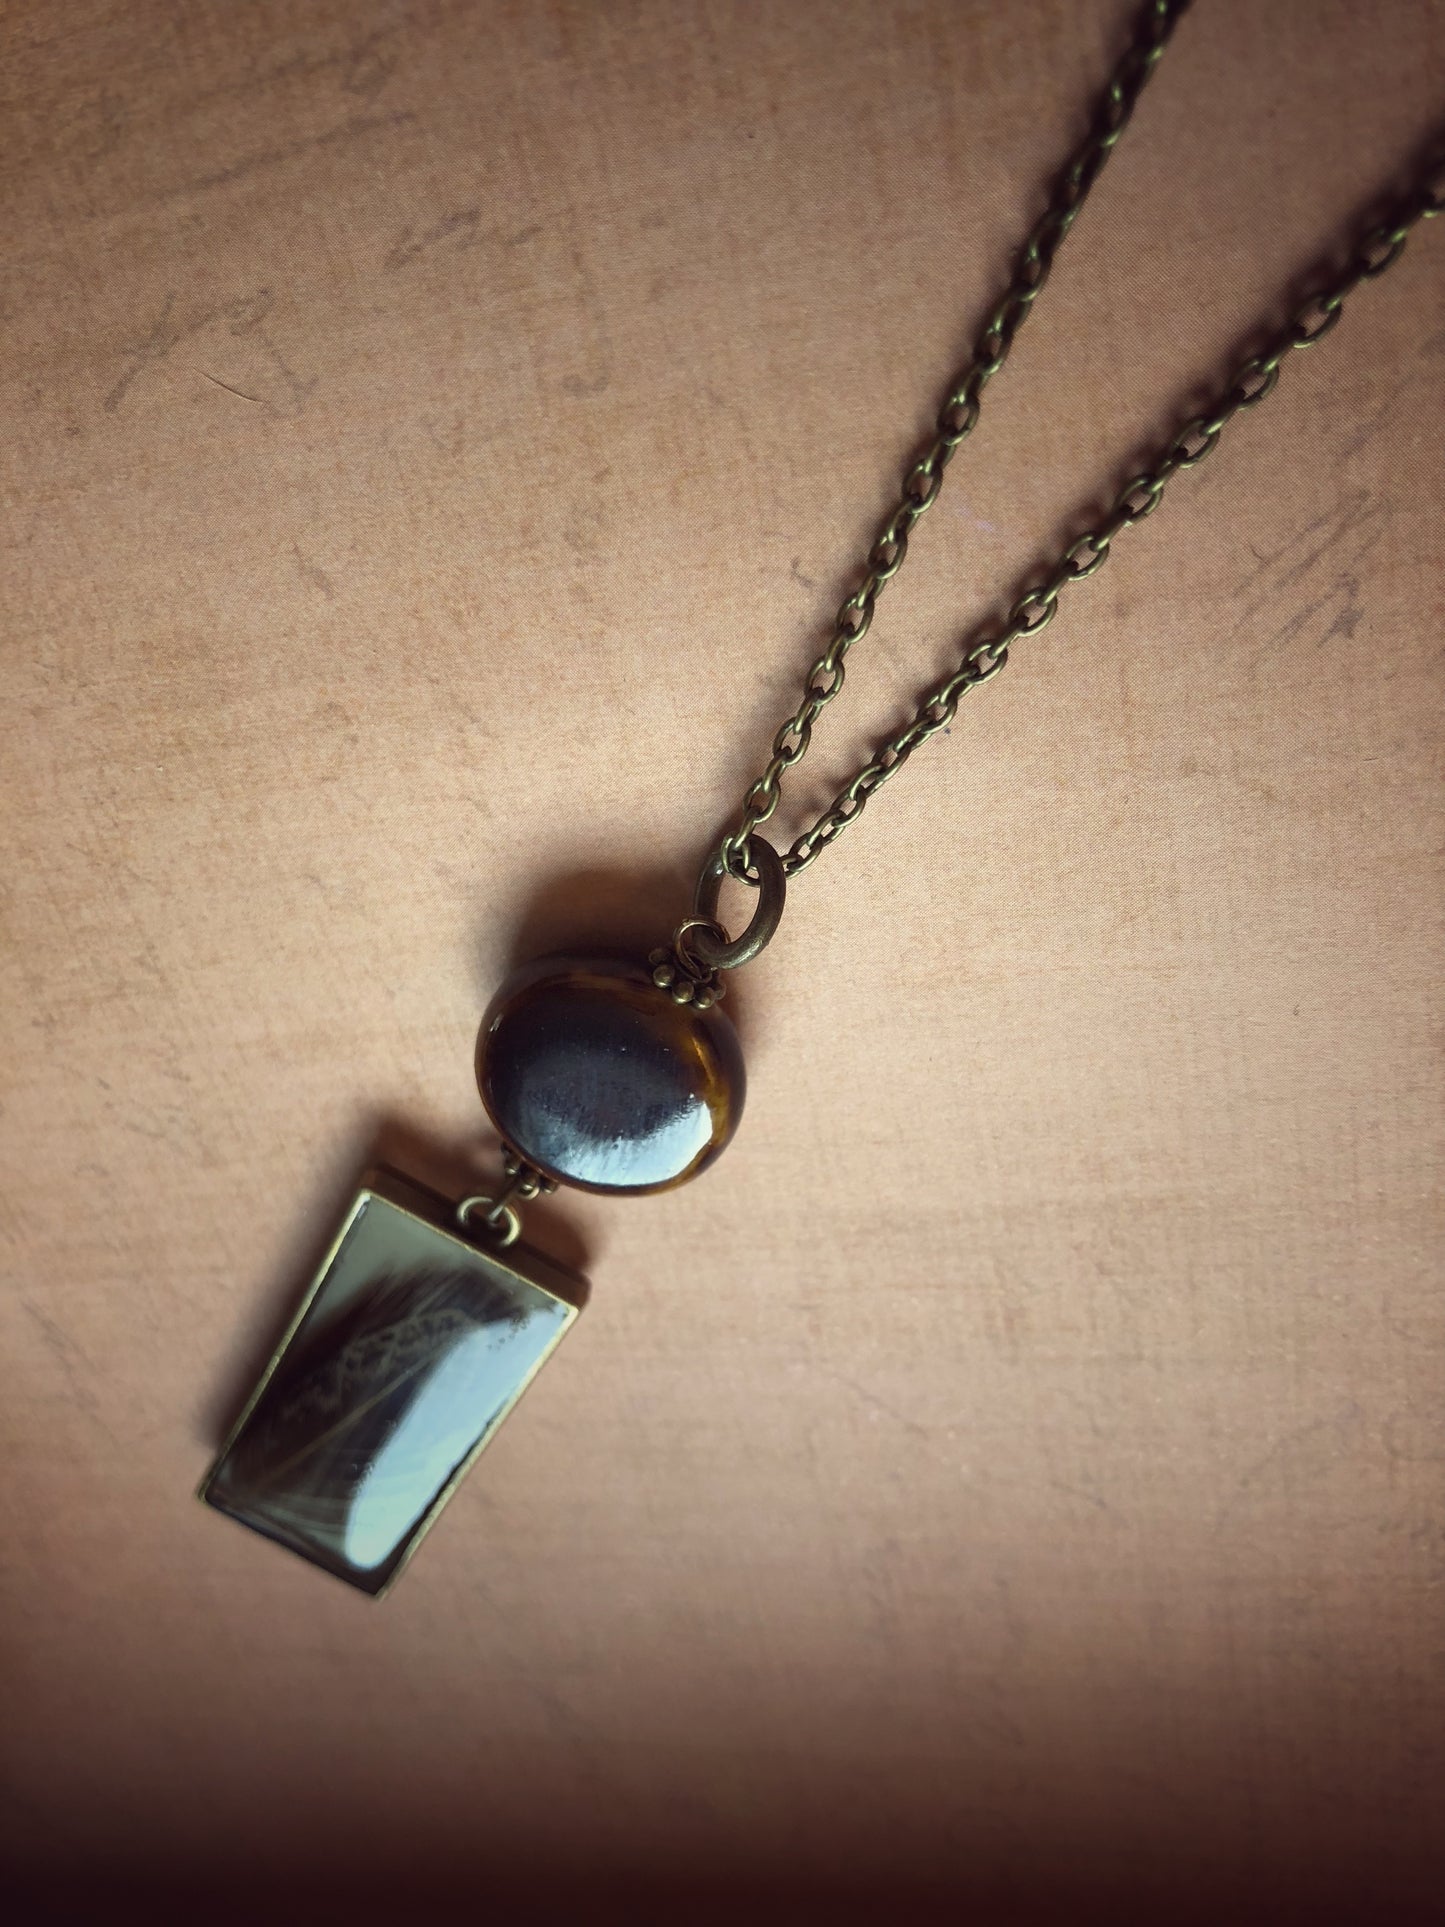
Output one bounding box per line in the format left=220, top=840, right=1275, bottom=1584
left=194, top=1109, right=593, bottom=1451
left=485, top=860, right=755, bottom=1048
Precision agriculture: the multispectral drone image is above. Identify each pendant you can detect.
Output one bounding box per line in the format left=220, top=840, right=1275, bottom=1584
left=201, top=838, right=785, bottom=1593
left=199, top=1167, right=587, bottom=1596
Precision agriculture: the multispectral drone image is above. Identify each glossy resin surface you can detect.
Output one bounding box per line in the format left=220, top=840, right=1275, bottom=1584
left=477, top=954, right=745, bottom=1194
left=201, top=1173, right=585, bottom=1595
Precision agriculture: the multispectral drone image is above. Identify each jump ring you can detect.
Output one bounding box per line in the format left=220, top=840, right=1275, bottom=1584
left=672, top=915, right=728, bottom=978
left=690, top=834, right=787, bottom=971
left=456, top=1193, right=522, bottom=1249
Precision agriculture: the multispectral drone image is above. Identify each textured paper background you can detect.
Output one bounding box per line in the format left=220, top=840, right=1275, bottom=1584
left=3, top=0, right=1443, bottom=1916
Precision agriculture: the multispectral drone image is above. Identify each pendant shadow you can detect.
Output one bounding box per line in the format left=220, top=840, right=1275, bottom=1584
left=478, top=858, right=756, bottom=1047
left=194, top=1108, right=595, bottom=1453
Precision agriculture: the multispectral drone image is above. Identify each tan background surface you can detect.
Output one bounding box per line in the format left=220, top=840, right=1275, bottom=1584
left=3, top=0, right=1443, bottom=1916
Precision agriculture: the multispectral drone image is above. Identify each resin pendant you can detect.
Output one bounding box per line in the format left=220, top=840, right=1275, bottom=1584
left=201, top=1169, right=587, bottom=1596
left=478, top=953, right=745, bottom=1194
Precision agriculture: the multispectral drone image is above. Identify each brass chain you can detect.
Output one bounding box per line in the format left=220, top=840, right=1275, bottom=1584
left=716, top=0, right=1186, bottom=881
left=713, top=0, right=1441, bottom=886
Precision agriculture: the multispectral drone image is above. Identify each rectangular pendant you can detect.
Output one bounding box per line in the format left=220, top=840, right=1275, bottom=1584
left=200, top=1168, right=587, bottom=1597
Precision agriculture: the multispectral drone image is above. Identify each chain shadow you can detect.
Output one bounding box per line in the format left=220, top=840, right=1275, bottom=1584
left=476, top=857, right=759, bottom=1049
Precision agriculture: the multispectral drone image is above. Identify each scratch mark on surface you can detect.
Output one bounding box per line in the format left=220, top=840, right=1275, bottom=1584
left=1382, top=1403, right=1445, bottom=1465
left=23, top=1299, right=77, bottom=1366
left=182, top=27, right=402, bottom=117
left=385, top=206, right=482, bottom=271
left=1262, top=573, right=1369, bottom=657
left=293, top=545, right=335, bottom=599
left=822, top=1367, right=938, bottom=1442
left=1049, top=1477, right=1118, bottom=1517
left=559, top=235, right=613, bottom=398
left=386, top=212, right=542, bottom=274
left=1236, top=490, right=1391, bottom=674
left=198, top=369, right=264, bottom=405
left=82, top=90, right=130, bottom=167
left=104, top=291, right=184, bottom=411
left=1218, top=1401, right=1363, bottom=1524
left=421, top=411, right=466, bottom=457
left=108, top=286, right=316, bottom=417
left=1235, top=494, right=1358, bottom=599
left=1334, top=373, right=1415, bottom=462
left=20, top=1299, right=122, bottom=1446
left=158, top=109, right=416, bottom=206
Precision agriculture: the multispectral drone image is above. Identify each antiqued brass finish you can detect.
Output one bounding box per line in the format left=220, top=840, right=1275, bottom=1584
left=709, top=0, right=1442, bottom=884
left=456, top=1191, right=523, bottom=1247
left=651, top=918, right=730, bottom=1009
left=646, top=833, right=784, bottom=1019
left=457, top=1149, right=557, bottom=1249
left=689, top=833, right=786, bottom=973
left=200, top=1169, right=587, bottom=1597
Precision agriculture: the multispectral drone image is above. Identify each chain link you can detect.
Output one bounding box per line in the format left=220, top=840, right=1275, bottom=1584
left=784, top=169, right=1441, bottom=870
left=714, top=0, right=1441, bottom=883
left=717, top=0, right=1186, bottom=881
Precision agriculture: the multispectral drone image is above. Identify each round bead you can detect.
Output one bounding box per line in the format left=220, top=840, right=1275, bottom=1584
left=476, top=954, right=745, bottom=1195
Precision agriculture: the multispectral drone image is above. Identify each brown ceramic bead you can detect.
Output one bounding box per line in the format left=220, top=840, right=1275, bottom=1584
left=477, top=954, right=745, bottom=1195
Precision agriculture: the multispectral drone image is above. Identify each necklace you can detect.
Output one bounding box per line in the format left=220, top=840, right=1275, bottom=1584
left=199, top=0, right=1441, bottom=1595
